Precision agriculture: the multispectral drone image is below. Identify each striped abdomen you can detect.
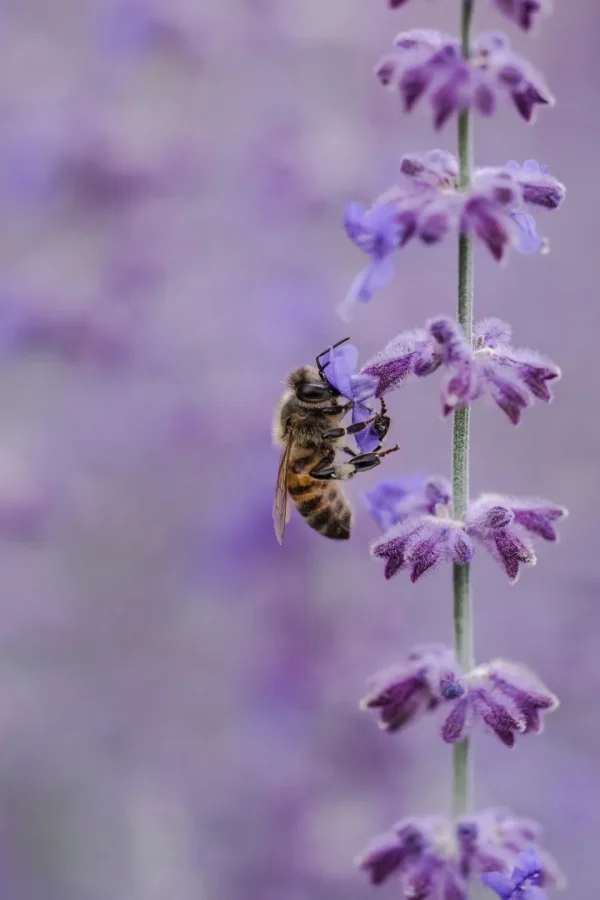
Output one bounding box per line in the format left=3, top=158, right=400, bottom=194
left=288, top=452, right=352, bottom=540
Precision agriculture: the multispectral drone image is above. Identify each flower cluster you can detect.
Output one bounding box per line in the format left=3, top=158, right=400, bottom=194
left=377, top=30, right=553, bottom=130
left=361, top=645, right=558, bottom=747
left=360, top=316, right=561, bottom=424
left=341, top=152, right=565, bottom=317
left=387, top=0, right=550, bottom=34
left=366, top=476, right=566, bottom=583
left=330, top=0, right=569, bottom=894
left=357, top=808, right=562, bottom=898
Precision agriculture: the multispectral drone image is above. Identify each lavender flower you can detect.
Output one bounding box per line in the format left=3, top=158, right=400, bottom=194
left=377, top=30, right=553, bottom=130
left=490, top=0, right=550, bottom=33
left=319, top=341, right=381, bottom=452
left=360, top=327, right=438, bottom=395
left=359, top=644, right=464, bottom=732
left=440, top=658, right=558, bottom=747
left=365, top=474, right=451, bottom=531
left=361, top=647, right=558, bottom=747
left=357, top=810, right=561, bottom=893
left=368, top=479, right=566, bottom=584
left=356, top=820, right=429, bottom=885
left=386, top=0, right=551, bottom=33
left=342, top=151, right=564, bottom=315
left=430, top=316, right=561, bottom=423
left=369, top=476, right=474, bottom=582
left=481, top=847, right=546, bottom=899
left=465, top=495, right=567, bottom=583
left=359, top=315, right=560, bottom=423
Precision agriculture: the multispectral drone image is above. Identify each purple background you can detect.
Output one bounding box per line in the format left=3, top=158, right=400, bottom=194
left=0, top=1, right=596, bottom=898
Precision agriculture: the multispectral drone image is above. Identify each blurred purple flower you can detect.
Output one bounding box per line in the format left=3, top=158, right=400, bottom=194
left=429, top=316, right=561, bottom=423
left=368, top=478, right=566, bottom=583
left=491, top=0, right=550, bottom=33
left=357, top=809, right=561, bottom=894
left=376, top=30, right=553, bottom=130
left=386, top=0, right=550, bottom=33
left=505, top=159, right=565, bottom=209
left=320, top=342, right=381, bottom=451
left=360, top=644, right=464, bottom=732
left=481, top=847, right=546, bottom=899
left=342, top=151, right=564, bottom=312
left=465, top=495, right=567, bottom=583
left=356, top=819, right=429, bottom=886
left=338, top=202, right=406, bottom=320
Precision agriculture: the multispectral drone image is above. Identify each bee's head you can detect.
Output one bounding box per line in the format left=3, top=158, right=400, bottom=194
left=288, top=366, right=343, bottom=406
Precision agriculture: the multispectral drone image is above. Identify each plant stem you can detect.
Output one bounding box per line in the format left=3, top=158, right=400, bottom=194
left=452, top=0, right=475, bottom=820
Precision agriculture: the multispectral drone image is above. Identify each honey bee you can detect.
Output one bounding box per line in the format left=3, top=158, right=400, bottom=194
left=273, top=338, right=399, bottom=543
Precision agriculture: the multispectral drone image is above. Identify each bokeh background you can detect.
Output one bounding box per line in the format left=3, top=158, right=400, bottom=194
left=0, top=1, right=596, bottom=897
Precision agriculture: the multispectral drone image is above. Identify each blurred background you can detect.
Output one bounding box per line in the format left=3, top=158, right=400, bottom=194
left=0, top=0, right=596, bottom=897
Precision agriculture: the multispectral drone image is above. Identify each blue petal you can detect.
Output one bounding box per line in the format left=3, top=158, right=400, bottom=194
left=337, top=254, right=396, bottom=322
left=480, top=871, right=513, bottom=898
left=511, top=212, right=543, bottom=254
left=516, top=847, right=542, bottom=879
left=350, top=372, right=379, bottom=404
left=364, top=475, right=426, bottom=531
left=356, top=424, right=380, bottom=454
left=344, top=202, right=371, bottom=249
left=324, top=344, right=359, bottom=398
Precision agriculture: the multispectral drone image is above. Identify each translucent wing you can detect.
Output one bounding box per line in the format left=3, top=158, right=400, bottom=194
left=273, top=434, right=294, bottom=544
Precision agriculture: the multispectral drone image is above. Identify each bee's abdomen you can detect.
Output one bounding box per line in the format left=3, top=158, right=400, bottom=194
left=287, top=460, right=352, bottom=540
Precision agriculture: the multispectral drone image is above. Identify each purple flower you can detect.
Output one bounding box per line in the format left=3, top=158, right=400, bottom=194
left=369, top=477, right=474, bottom=582
left=481, top=847, right=546, bottom=899
left=429, top=316, right=561, bottom=423
left=386, top=0, right=551, bottom=33
left=342, top=152, right=565, bottom=311
left=505, top=159, right=565, bottom=209
left=440, top=659, right=558, bottom=747
left=457, top=809, right=563, bottom=888
left=376, top=30, right=553, bottom=130
left=465, top=495, right=567, bottom=583
left=319, top=341, right=381, bottom=452
left=367, top=479, right=566, bottom=583
left=490, top=0, right=550, bottom=33
left=339, top=202, right=406, bottom=320
left=360, top=644, right=464, bottom=732
left=361, top=647, right=558, bottom=748
left=356, top=816, right=466, bottom=898
left=357, top=809, right=562, bottom=895
left=360, top=328, right=439, bottom=395
left=364, top=474, right=446, bottom=532
left=371, top=514, right=474, bottom=582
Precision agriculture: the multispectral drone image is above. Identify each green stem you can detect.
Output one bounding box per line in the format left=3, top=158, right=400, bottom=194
left=452, top=0, right=475, bottom=820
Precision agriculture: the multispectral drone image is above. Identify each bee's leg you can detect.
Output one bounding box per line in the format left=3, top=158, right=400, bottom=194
left=308, top=450, right=336, bottom=479
left=350, top=443, right=400, bottom=473
left=318, top=402, right=353, bottom=415
left=322, top=417, right=378, bottom=441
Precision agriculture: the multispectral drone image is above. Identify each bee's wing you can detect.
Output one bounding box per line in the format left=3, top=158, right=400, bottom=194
left=273, top=434, right=294, bottom=545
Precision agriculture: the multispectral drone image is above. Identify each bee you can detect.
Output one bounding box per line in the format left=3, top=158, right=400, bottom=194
left=273, top=338, right=399, bottom=543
